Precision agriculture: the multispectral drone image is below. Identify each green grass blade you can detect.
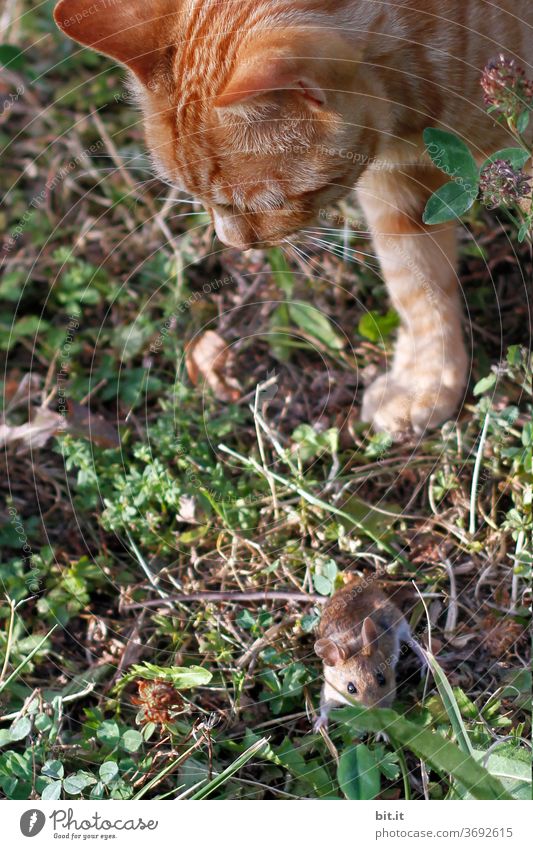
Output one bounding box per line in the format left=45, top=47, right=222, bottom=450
left=132, top=743, right=201, bottom=800
left=426, top=652, right=475, bottom=756
left=190, top=737, right=269, bottom=800
left=336, top=704, right=512, bottom=800
left=0, top=626, right=57, bottom=695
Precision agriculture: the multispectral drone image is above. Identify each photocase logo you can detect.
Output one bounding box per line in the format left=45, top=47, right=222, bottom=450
left=20, top=810, right=46, bottom=837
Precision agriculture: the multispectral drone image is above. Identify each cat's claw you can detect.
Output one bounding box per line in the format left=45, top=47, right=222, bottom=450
left=362, top=374, right=463, bottom=439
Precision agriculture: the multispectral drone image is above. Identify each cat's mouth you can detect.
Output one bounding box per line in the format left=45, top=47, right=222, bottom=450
left=210, top=207, right=312, bottom=250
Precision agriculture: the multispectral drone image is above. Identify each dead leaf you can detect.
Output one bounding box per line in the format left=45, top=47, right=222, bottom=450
left=4, top=372, right=42, bottom=413
left=0, top=392, right=120, bottom=452
left=0, top=407, right=62, bottom=450
left=186, top=331, right=241, bottom=402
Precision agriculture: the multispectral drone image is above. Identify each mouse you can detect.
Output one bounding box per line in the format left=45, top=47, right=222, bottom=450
left=313, top=577, right=428, bottom=731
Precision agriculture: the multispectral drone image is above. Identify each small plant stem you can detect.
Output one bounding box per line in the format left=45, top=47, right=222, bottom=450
left=252, top=386, right=280, bottom=520
left=218, top=443, right=408, bottom=564
left=510, top=529, right=525, bottom=612
left=0, top=626, right=57, bottom=696
left=0, top=597, right=16, bottom=685
left=125, top=529, right=169, bottom=599
left=394, top=744, right=412, bottom=800
left=469, top=411, right=491, bottom=536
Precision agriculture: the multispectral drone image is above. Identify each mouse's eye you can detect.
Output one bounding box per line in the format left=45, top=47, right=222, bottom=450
left=375, top=671, right=387, bottom=687
left=347, top=682, right=357, bottom=695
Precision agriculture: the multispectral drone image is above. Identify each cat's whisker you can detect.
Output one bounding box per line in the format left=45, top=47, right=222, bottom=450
left=283, top=239, right=319, bottom=277
left=303, top=234, right=381, bottom=271
left=303, top=227, right=370, bottom=238
left=165, top=211, right=210, bottom=222
left=154, top=196, right=203, bottom=206
left=304, top=232, right=377, bottom=259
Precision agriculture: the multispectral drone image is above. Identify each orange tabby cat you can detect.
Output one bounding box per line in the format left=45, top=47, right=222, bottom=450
left=54, top=0, right=532, bottom=436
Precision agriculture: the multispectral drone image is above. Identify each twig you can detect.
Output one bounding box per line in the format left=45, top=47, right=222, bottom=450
left=0, top=682, right=96, bottom=723
left=122, top=590, right=325, bottom=611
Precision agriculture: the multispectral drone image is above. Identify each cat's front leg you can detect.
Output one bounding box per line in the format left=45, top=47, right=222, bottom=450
left=356, top=165, right=468, bottom=438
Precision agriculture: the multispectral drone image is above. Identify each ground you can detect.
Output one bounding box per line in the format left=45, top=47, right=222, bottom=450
left=0, top=1, right=531, bottom=800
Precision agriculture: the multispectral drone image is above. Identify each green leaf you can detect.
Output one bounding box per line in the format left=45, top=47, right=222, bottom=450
left=0, top=729, right=12, bottom=748
left=116, top=663, right=212, bottom=695
left=313, top=557, right=338, bottom=596
left=9, top=718, right=32, bottom=741
left=473, top=749, right=532, bottom=800
left=481, top=148, right=530, bottom=172
left=288, top=301, right=345, bottom=351
left=313, top=574, right=333, bottom=595
left=0, top=44, right=26, bottom=71
left=121, top=730, right=143, bottom=753
left=338, top=744, right=381, bottom=800
left=427, top=653, right=474, bottom=755
left=268, top=248, right=295, bottom=295
left=337, top=704, right=512, bottom=800
left=236, top=609, right=256, bottom=630
left=99, top=761, right=119, bottom=785
left=97, top=720, right=121, bottom=747
left=63, top=771, right=97, bottom=795
left=473, top=374, right=497, bottom=396
left=42, top=780, right=62, bottom=800
left=292, top=424, right=339, bottom=461
left=517, top=110, right=530, bottom=134
left=358, top=309, right=400, bottom=343
left=424, top=128, right=479, bottom=187
left=517, top=222, right=529, bottom=243
left=423, top=181, right=477, bottom=226
left=42, top=760, right=64, bottom=780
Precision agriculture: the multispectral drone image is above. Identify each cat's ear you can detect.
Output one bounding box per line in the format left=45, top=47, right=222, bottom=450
left=214, top=29, right=357, bottom=109
left=53, top=0, right=176, bottom=83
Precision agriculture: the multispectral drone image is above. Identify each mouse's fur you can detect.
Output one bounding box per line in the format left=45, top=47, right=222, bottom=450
left=313, top=578, right=426, bottom=731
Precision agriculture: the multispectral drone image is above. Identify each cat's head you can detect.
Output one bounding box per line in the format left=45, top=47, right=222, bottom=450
left=54, top=0, right=379, bottom=248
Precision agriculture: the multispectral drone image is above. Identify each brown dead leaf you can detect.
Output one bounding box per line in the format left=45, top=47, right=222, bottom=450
left=186, top=331, right=241, bottom=402
left=4, top=372, right=42, bottom=413
left=0, top=390, right=120, bottom=451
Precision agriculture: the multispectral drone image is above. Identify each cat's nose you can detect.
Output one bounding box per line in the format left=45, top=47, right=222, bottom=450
left=212, top=209, right=255, bottom=250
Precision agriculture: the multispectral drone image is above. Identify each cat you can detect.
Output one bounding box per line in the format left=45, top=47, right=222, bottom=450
left=54, top=0, right=532, bottom=436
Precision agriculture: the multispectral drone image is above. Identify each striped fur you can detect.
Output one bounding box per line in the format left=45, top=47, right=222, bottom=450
left=54, top=0, right=533, bottom=435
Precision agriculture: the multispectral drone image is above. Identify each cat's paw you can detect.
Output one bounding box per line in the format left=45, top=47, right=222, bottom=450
left=362, top=374, right=462, bottom=438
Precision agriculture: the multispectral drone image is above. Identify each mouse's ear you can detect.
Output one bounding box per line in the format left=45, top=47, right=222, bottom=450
left=361, top=617, right=379, bottom=656
left=53, top=0, right=178, bottom=83
left=314, top=638, right=347, bottom=667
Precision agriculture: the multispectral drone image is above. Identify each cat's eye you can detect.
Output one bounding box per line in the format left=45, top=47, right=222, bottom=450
left=347, top=682, right=357, bottom=695
left=375, top=671, right=386, bottom=687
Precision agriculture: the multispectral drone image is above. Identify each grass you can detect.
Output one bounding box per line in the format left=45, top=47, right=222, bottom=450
left=0, top=1, right=531, bottom=801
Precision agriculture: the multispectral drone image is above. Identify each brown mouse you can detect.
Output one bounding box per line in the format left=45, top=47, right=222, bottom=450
left=313, top=578, right=427, bottom=731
